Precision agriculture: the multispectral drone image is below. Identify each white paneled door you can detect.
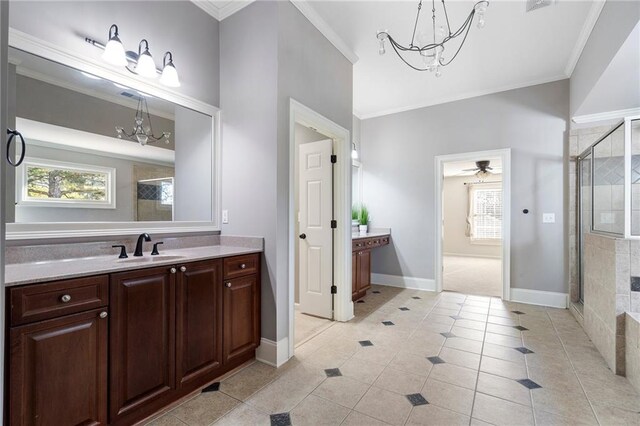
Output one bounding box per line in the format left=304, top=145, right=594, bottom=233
left=298, top=139, right=333, bottom=319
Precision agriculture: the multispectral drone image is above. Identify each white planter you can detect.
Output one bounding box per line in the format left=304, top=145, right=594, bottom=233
left=359, top=224, right=368, bottom=235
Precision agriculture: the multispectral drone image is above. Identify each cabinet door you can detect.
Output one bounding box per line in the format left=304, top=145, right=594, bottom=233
left=109, top=267, right=176, bottom=423
left=352, top=252, right=359, bottom=300
left=358, top=251, right=371, bottom=293
left=10, top=309, right=108, bottom=426
left=223, top=275, right=259, bottom=364
left=176, top=260, right=223, bottom=389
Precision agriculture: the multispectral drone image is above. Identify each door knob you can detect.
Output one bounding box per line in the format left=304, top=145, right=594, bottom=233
left=180, top=266, right=187, bottom=272
left=299, top=233, right=306, bottom=239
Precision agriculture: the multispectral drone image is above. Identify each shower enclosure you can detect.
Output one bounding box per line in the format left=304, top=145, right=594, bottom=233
left=577, top=116, right=640, bottom=303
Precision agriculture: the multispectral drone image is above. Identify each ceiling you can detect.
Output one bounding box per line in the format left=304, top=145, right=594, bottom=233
left=307, top=0, right=602, bottom=118
left=443, top=157, right=502, bottom=177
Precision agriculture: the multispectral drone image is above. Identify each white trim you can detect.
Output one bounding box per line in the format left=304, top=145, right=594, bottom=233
left=289, top=1, right=359, bottom=65
left=190, top=0, right=256, bottom=21
left=255, top=337, right=290, bottom=367
left=572, top=108, right=640, bottom=124
left=7, top=29, right=222, bottom=240
left=371, top=273, right=436, bottom=292
left=435, top=149, right=511, bottom=301
left=564, top=0, right=606, bottom=77
left=358, top=75, right=567, bottom=120
left=624, top=115, right=640, bottom=240
left=510, top=288, right=569, bottom=309
left=289, top=99, right=352, bottom=362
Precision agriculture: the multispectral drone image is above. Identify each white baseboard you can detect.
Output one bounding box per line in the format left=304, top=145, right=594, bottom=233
left=371, top=273, right=436, bottom=292
left=256, top=337, right=290, bottom=367
left=510, top=288, right=568, bottom=309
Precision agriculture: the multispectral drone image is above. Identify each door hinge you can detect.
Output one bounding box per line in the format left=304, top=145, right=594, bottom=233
left=330, top=154, right=337, bottom=164
left=331, top=220, right=337, bottom=229
left=331, top=285, right=337, bottom=294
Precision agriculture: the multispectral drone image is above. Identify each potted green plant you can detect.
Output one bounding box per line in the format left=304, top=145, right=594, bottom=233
left=359, top=205, right=369, bottom=235
left=352, top=205, right=360, bottom=229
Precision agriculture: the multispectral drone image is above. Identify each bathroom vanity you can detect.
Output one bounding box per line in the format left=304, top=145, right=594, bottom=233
left=6, top=244, right=261, bottom=425
left=352, top=230, right=390, bottom=301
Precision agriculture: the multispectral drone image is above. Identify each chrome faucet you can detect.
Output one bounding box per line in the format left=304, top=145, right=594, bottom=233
left=134, top=233, right=151, bottom=257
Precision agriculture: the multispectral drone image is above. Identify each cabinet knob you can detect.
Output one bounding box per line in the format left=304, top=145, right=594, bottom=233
left=180, top=266, right=187, bottom=272
left=99, top=311, right=108, bottom=319
left=225, top=282, right=232, bottom=288
left=240, top=263, right=246, bottom=269
left=170, top=267, right=177, bottom=274
left=60, top=294, right=71, bottom=303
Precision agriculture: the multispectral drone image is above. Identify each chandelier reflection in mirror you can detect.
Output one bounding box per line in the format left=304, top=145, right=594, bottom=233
left=116, top=96, right=171, bottom=146
left=377, top=0, right=489, bottom=76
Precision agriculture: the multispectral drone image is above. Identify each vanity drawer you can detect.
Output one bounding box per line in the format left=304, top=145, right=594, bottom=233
left=380, top=236, right=390, bottom=246
left=10, top=275, right=109, bottom=326
left=224, top=254, right=259, bottom=279
left=352, top=240, right=366, bottom=251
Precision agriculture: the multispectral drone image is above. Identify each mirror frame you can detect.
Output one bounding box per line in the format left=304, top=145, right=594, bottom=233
left=7, top=28, right=221, bottom=240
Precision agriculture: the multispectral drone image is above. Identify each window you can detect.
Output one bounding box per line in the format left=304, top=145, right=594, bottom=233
left=17, top=158, right=116, bottom=209
left=470, top=184, right=502, bottom=241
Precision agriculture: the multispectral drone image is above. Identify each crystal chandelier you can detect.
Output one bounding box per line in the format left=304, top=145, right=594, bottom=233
left=377, top=0, right=489, bottom=76
left=116, top=96, right=171, bottom=146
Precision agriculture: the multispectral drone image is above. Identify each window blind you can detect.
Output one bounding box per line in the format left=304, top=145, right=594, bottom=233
left=472, top=187, right=502, bottom=240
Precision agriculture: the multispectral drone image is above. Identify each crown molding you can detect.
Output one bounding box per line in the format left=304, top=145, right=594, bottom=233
left=190, top=1, right=256, bottom=21
left=289, top=0, right=359, bottom=65
left=358, top=74, right=568, bottom=120
left=564, top=0, right=606, bottom=77
left=571, top=107, right=640, bottom=124
left=191, top=1, right=221, bottom=20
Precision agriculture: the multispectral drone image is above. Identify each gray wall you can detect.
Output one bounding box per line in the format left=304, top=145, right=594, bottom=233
left=362, top=80, right=569, bottom=294
left=221, top=1, right=352, bottom=342
left=220, top=1, right=279, bottom=341
left=9, top=1, right=220, bottom=107
left=174, top=105, right=212, bottom=222
left=570, top=0, right=640, bottom=117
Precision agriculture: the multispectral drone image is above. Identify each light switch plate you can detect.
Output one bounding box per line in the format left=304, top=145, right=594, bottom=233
left=222, top=210, right=229, bottom=224
left=542, top=213, right=555, bottom=223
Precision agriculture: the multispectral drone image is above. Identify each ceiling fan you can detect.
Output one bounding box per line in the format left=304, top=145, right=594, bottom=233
left=463, top=160, right=493, bottom=173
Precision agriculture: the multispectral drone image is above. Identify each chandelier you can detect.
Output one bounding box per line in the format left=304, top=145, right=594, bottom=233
left=377, top=0, right=489, bottom=76
left=116, top=96, right=171, bottom=146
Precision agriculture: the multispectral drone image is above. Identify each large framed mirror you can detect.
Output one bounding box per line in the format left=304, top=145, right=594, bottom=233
left=6, top=32, right=220, bottom=240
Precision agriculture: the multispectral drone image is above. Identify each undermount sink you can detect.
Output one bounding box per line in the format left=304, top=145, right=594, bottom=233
left=117, top=255, right=187, bottom=263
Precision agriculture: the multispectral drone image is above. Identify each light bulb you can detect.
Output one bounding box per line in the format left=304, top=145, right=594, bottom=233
left=352, top=149, right=358, bottom=160
left=477, top=15, right=486, bottom=29
left=135, top=51, right=157, bottom=78
left=102, top=37, right=127, bottom=67
left=378, top=39, right=386, bottom=55
left=160, top=62, right=180, bottom=87
left=435, top=68, right=442, bottom=78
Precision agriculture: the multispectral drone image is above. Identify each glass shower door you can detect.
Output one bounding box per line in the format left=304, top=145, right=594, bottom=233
left=578, top=150, right=592, bottom=303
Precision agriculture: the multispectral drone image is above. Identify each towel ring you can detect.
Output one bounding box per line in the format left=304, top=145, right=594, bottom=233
left=6, top=129, right=26, bottom=167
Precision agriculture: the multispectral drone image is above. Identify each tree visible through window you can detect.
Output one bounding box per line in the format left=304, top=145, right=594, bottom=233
left=27, top=165, right=108, bottom=201
left=471, top=186, right=502, bottom=240
left=19, top=158, right=116, bottom=209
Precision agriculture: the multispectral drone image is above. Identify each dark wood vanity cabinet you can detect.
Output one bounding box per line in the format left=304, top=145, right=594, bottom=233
left=176, top=260, right=223, bottom=390
left=352, top=236, right=389, bottom=301
left=109, top=267, right=176, bottom=424
left=9, top=309, right=108, bottom=426
left=8, top=276, right=110, bottom=426
left=6, top=253, right=261, bottom=426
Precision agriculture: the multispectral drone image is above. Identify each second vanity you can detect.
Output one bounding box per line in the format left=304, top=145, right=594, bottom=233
left=352, top=229, right=391, bottom=301
left=5, top=237, right=262, bottom=426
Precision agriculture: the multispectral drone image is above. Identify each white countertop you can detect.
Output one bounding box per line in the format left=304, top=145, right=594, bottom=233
left=352, top=230, right=391, bottom=240
left=5, top=245, right=262, bottom=287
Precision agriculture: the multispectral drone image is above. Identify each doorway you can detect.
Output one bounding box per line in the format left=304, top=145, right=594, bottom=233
left=288, top=99, right=352, bottom=357
left=294, top=123, right=334, bottom=346
left=435, top=149, right=511, bottom=299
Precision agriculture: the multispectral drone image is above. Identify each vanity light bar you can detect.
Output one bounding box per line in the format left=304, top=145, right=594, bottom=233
left=84, top=24, right=180, bottom=87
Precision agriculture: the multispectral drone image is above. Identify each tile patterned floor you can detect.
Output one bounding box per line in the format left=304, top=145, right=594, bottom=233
left=147, top=285, right=640, bottom=425
left=294, top=307, right=333, bottom=346
left=443, top=256, right=502, bottom=297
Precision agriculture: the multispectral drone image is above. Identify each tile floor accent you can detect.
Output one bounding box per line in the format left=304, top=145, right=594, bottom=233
left=147, top=284, right=640, bottom=425
left=443, top=255, right=502, bottom=297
